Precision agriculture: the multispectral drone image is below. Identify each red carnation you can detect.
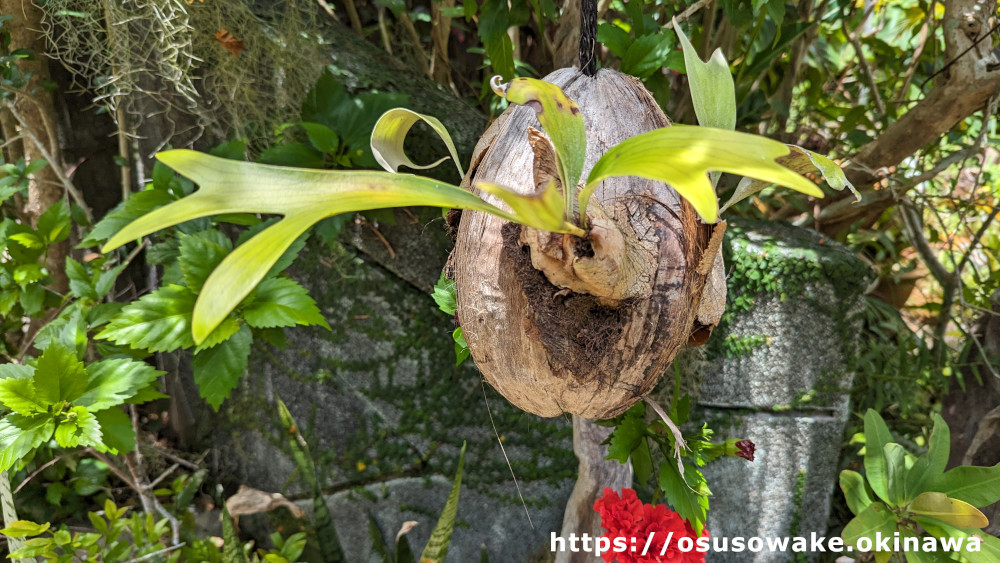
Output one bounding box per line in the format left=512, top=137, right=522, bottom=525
left=593, top=488, right=708, bottom=563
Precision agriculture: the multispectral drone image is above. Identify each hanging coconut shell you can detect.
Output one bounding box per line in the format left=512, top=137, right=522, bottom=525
left=452, top=67, right=724, bottom=419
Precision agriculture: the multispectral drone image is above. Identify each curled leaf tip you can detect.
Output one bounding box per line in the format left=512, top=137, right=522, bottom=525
left=490, top=75, right=508, bottom=98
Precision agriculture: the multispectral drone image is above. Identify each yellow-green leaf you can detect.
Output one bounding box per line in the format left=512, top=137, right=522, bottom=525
left=102, top=151, right=572, bottom=343
left=491, top=76, right=585, bottom=216
left=910, top=492, right=989, bottom=529
left=0, top=520, right=50, bottom=538
left=583, top=125, right=824, bottom=224
left=674, top=18, right=735, bottom=132
left=720, top=145, right=858, bottom=213
left=371, top=108, right=465, bottom=178
left=477, top=179, right=585, bottom=238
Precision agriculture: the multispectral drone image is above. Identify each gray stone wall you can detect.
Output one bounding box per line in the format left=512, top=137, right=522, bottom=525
left=658, top=218, right=872, bottom=562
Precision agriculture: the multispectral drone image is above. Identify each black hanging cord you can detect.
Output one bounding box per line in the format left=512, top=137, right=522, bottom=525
left=579, top=0, right=598, bottom=76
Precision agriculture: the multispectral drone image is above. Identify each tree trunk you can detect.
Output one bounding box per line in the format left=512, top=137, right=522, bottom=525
left=1, top=0, right=68, bottom=291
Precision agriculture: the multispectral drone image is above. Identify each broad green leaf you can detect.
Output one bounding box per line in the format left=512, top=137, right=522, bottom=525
left=301, top=122, right=340, bottom=153
left=632, top=438, right=653, bottom=486
left=621, top=33, right=674, bottom=80
left=583, top=125, right=823, bottom=224
left=33, top=343, right=87, bottom=405
left=477, top=179, right=584, bottom=237
left=483, top=31, right=515, bottom=82
left=452, top=328, right=469, bottom=366
left=53, top=406, right=101, bottom=448
left=431, top=274, right=458, bottom=316
left=674, top=20, right=735, bottom=131
left=931, top=462, right=1000, bottom=507
left=37, top=201, right=71, bottom=245
left=720, top=146, right=859, bottom=213
left=178, top=230, right=233, bottom=293
left=841, top=502, right=896, bottom=552
left=0, top=364, right=33, bottom=380
left=371, top=108, right=465, bottom=178
left=864, top=409, right=894, bottom=504
left=883, top=442, right=908, bottom=504
left=102, top=150, right=565, bottom=343
left=94, top=407, right=135, bottom=453
left=96, top=285, right=196, bottom=352
left=491, top=76, right=586, bottom=217
left=916, top=516, right=1000, bottom=559
left=191, top=324, right=252, bottom=410
left=0, top=520, right=50, bottom=538
left=910, top=492, right=988, bottom=529
left=74, top=358, right=164, bottom=411
left=606, top=412, right=646, bottom=463
left=0, top=413, right=55, bottom=472
left=243, top=277, right=330, bottom=330
left=0, top=376, right=44, bottom=415
left=66, top=257, right=97, bottom=300
left=420, top=442, right=466, bottom=563
left=840, top=470, right=873, bottom=515
left=905, top=413, right=951, bottom=501
left=597, top=22, right=630, bottom=58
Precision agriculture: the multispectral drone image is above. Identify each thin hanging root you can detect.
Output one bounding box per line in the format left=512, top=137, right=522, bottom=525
left=643, top=396, right=688, bottom=478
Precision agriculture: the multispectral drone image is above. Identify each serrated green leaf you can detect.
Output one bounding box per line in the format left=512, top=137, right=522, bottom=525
left=658, top=460, right=709, bottom=535
left=583, top=125, right=823, bottom=223
left=420, top=442, right=466, bottom=563
left=34, top=343, right=87, bottom=405
left=93, top=408, right=135, bottom=453
left=192, top=324, right=252, bottom=410
left=840, top=470, right=873, bottom=515
left=864, top=409, right=894, bottom=504
left=930, top=462, right=1000, bottom=508
left=13, top=263, right=45, bottom=286
left=432, top=275, right=458, bottom=316
left=94, top=263, right=126, bottom=298
left=0, top=376, right=44, bottom=414
left=841, top=502, right=896, bottom=552
left=102, top=151, right=561, bottom=343
left=96, top=285, right=195, bottom=352
left=606, top=413, right=645, bottom=463
left=8, top=231, right=43, bottom=249
left=674, top=20, right=736, bottom=131
left=0, top=364, right=34, bottom=380
left=54, top=406, right=101, bottom=448
left=74, top=358, right=164, bottom=411
left=178, top=230, right=233, bottom=293
left=371, top=108, right=464, bottom=177
left=0, top=413, right=55, bottom=472
left=452, top=327, right=469, bottom=366
left=244, top=277, right=329, bottom=330
left=194, top=316, right=243, bottom=352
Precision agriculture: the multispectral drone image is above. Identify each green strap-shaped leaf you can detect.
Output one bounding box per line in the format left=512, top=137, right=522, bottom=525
left=477, top=180, right=586, bottom=237
left=102, top=150, right=546, bottom=343
left=372, top=108, right=465, bottom=178
left=420, top=442, right=466, bottom=563
left=904, top=412, right=951, bottom=501
left=674, top=18, right=736, bottom=132
left=720, top=145, right=859, bottom=213
left=491, top=76, right=586, bottom=218
left=910, top=492, right=989, bottom=529
left=583, top=125, right=824, bottom=224
left=930, top=462, right=1000, bottom=508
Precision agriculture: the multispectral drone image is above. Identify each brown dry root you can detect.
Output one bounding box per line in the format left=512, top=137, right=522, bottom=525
left=454, top=68, right=722, bottom=419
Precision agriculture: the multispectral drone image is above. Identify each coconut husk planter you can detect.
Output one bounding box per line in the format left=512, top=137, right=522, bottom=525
left=453, top=67, right=724, bottom=419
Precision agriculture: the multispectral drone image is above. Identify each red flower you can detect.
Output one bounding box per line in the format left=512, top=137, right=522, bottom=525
left=735, top=440, right=755, bottom=462
left=593, top=488, right=707, bottom=563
